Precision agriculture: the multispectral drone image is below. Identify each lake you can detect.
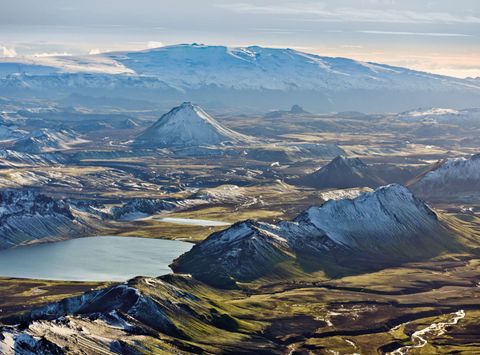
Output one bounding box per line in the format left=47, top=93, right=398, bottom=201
left=155, top=217, right=231, bottom=226
left=0, top=236, right=192, bottom=282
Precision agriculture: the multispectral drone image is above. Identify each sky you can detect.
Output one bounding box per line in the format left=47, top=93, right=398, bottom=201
left=0, top=0, right=479, bottom=78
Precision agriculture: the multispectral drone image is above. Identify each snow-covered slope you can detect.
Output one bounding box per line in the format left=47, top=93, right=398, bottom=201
left=0, top=189, right=92, bottom=249
left=0, top=44, right=479, bottom=111
left=173, top=220, right=293, bottom=286
left=0, top=123, right=27, bottom=142
left=12, top=128, right=87, bottom=153
left=135, top=102, right=253, bottom=147
left=411, top=154, right=480, bottom=199
left=0, top=149, right=65, bottom=167
left=291, top=184, right=440, bottom=251
left=295, top=156, right=385, bottom=188
left=110, top=197, right=205, bottom=220
left=172, top=184, right=463, bottom=286
left=0, top=44, right=475, bottom=92
left=396, top=108, right=480, bottom=123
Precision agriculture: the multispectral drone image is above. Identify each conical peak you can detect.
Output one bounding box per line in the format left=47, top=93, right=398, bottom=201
left=135, top=102, right=253, bottom=147
left=329, top=155, right=364, bottom=168
left=179, top=102, right=195, bottom=109
left=163, top=102, right=210, bottom=124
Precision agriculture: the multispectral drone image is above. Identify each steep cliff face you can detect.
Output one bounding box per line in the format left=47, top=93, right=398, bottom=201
left=0, top=189, right=92, bottom=249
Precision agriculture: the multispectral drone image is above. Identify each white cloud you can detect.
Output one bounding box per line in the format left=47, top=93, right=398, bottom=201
left=341, top=44, right=363, bottom=48
left=147, top=41, right=164, bottom=49
left=217, top=2, right=480, bottom=24
left=89, top=48, right=101, bottom=55
left=1, top=46, right=17, bottom=58
left=359, top=30, right=472, bottom=37
left=33, top=52, right=71, bottom=57
left=367, top=0, right=396, bottom=4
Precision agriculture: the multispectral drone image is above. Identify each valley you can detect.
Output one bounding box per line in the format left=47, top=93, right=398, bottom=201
left=1, top=255, right=480, bottom=354
left=0, top=46, right=479, bottom=354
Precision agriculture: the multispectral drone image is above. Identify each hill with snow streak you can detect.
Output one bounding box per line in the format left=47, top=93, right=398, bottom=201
left=411, top=154, right=480, bottom=200
left=0, top=189, right=92, bottom=249
left=172, top=184, right=465, bottom=286
left=396, top=107, right=480, bottom=123
left=12, top=128, right=87, bottom=153
left=0, top=44, right=479, bottom=111
left=0, top=123, right=27, bottom=142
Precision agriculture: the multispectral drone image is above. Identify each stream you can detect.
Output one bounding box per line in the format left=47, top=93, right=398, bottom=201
left=388, top=309, right=465, bottom=354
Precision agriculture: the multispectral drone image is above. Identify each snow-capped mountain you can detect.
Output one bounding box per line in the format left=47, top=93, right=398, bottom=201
left=294, top=156, right=385, bottom=189
left=12, top=128, right=87, bottom=153
left=290, top=184, right=440, bottom=252
left=0, top=189, right=92, bottom=249
left=0, top=44, right=479, bottom=111
left=0, top=44, right=474, bottom=92
left=134, top=102, right=253, bottom=148
left=410, top=154, right=480, bottom=199
left=172, top=184, right=463, bottom=286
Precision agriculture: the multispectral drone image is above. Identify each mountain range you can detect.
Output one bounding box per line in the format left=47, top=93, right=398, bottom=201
left=171, top=184, right=466, bottom=287
left=1, top=44, right=479, bottom=111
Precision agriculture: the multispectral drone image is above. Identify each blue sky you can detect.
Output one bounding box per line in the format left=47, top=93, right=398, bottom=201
left=0, top=0, right=478, bottom=77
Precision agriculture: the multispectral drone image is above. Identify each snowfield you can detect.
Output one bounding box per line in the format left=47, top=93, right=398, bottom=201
left=0, top=44, right=478, bottom=93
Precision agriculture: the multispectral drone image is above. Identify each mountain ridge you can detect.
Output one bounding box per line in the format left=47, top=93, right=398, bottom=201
left=171, top=184, right=467, bottom=286
left=1, top=44, right=479, bottom=111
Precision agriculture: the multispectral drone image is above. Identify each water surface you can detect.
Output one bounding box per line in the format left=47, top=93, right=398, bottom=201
left=0, top=236, right=192, bottom=282
left=155, top=217, right=231, bottom=226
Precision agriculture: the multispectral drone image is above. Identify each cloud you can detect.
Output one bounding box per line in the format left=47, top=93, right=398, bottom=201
left=359, top=30, right=472, bottom=37
left=367, top=0, right=396, bottom=4
left=147, top=41, right=164, bottom=49
left=341, top=44, right=364, bottom=48
left=217, top=2, right=480, bottom=24
left=89, top=48, right=102, bottom=55
left=33, top=52, right=71, bottom=57
left=1, top=46, right=17, bottom=58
